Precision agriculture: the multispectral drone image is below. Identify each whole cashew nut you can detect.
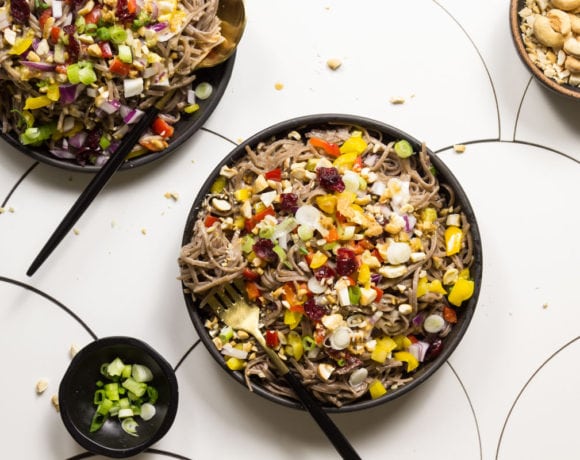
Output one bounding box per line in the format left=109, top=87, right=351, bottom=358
left=564, top=36, right=580, bottom=56
left=533, top=14, right=566, bottom=48
left=551, top=0, right=580, bottom=11
left=569, top=13, right=580, bottom=34
left=547, top=9, right=572, bottom=35
left=564, top=55, right=580, bottom=72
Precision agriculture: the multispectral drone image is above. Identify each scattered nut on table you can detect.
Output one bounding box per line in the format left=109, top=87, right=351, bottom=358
left=35, top=379, right=49, bottom=394
left=326, top=58, right=342, bottom=70
left=519, top=0, right=580, bottom=87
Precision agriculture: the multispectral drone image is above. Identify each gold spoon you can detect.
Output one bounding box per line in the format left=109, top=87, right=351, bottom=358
left=198, top=0, right=247, bottom=69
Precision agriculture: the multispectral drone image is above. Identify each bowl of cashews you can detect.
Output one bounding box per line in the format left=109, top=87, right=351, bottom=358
left=510, top=0, right=580, bottom=100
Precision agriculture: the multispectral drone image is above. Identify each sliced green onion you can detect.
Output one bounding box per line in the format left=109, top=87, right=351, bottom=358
left=131, top=364, right=153, bottom=383
left=121, top=417, right=139, bottom=437
left=122, top=377, right=147, bottom=398
left=219, top=326, right=234, bottom=343
left=93, top=389, right=106, bottom=404
left=140, top=403, right=156, bottom=421
left=96, top=27, right=111, bottom=41
left=302, top=336, right=317, bottom=351
left=117, top=44, right=132, bottom=63
left=109, top=25, right=127, bottom=44
left=107, top=357, right=125, bottom=377
left=394, top=139, right=414, bottom=158
left=104, top=382, right=120, bottom=401
left=90, top=412, right=107, bottom=433
left=146, top=386, right=158, bottom=405
left=194, top=82, right=213, bottom=100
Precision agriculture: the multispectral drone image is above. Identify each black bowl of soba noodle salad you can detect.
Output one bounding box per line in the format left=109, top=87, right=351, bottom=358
left=0, top=0, right=234, bottom=172
left=179, top=114, right=482, bottom=412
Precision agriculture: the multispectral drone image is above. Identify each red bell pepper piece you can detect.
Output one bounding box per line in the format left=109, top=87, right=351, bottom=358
left=244, top=206, right=275, bottom=232
left=309, top=137, right=341, bottom=157
left=109, top=57, right=131, bottom=76
left=265, top=330, right=279, bottom=348
left=443, top=306, right=458, bottom=323
left=264, top=168, right=282, bottom=181
left=245, top=281, right=261, bottom=301
left=204, top=215, right=220, bottom=228
left=152, top=117, right=175, bottom=138
left=242, top=268, right=260, bottom=281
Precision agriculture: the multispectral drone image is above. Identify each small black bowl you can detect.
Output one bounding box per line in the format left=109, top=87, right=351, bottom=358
left=181, top=114, right=483, bottom=413
left=59, top=336, right=179, bottom=458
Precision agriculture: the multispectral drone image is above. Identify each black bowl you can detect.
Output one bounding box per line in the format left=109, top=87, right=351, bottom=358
left=510, top=0, right=580, bottom=100
left=181, top=114, right=483, bottom=413
left=1, top=55, right=235, bottom=173
left=59, top=336, right=179, bottom=458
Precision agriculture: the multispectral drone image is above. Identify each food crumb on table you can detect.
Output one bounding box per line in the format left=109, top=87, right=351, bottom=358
left=35, top=379, right=49, bottom=394
left=69, top=344, right=79, bottom=358
left=453, top=144, right=467, bottom=153
left=51, top=394, right=60, bottom=412
left=73, top=228, right=80, bottom=235
left=164, top=192, right=179, bottom=201
left=141, top=228, right=147, bottom=235
left=542, top=302, right=549, bottom=309
left=326, top=58, right=342, bottom=70
left=274, top=82, right=284, bottom=90
left=389, top=96, right=405, bottom=104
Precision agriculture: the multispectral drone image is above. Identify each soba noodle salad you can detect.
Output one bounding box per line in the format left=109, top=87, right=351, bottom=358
left=180, top=125, right=477, bottom=407
left=0, top=0, right=222, bottom=165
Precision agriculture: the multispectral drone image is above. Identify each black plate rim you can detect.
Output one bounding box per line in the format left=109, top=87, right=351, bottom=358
left=1, top=53, right=236, bottom=173
left=181, top=113, right=483, bottom=413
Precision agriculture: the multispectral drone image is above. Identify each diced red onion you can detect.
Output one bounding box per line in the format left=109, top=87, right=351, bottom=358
left=98, top=99, right=121, bottom=114
left=59, top=84, right=82, bottom=104
left=94, top=155, right=109, bottom=167
left=370, top=273, right=382, bottom=284
left=21, top=61, right=56, bottom=71
left=412, top=312, right=426, bottom=327
left=187, top=89, right=196, bottom=104
left=403, top=214, right=417, bottom=232
left=123, top=108, right=144, bottom=124
left=69, top=132, right=87, bottom=148
left=220, top=344, right=248, bottom=360
left=147, top=21, right=168, bottom=32
left=409, top=341, right=430, bottom=362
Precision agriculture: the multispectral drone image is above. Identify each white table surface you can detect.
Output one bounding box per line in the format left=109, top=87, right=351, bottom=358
left=1, top=1, right=579, bottom=459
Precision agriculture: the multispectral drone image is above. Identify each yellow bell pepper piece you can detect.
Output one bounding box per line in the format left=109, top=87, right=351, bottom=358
left=445, top=226, right=463, bottom=256
left=315, top=195, right=337, bottom=214
left=9, top=34, right=34, bottom=55
left=394, top=351, right=419, bottom=372
left=46, top=85, right=60, bottom=102
left=421, top=207, right=438, bottom=224
left=184, top=103, right=200, bottom=114
left=284, top=310, right=302, bottom=330
left=459, top=268, right=470, bottom=279
left=23, top=96, right=52, bottom=110
left=447, top=277, right=474, bottom=306
left=225, top=357, right=245, bottom=371
left=333, top=151, right=358, bottom=170
left=428, top=279, right=447, bottom=295
left=309, top=251, right=328, bottom=269
left=357, top=263, right=371, bottom=287
left=234, top=188, right=252, bottom=202
left=371, top=337, right=397, bottom=363
left=369, top=380, right=387, bottom=399
left=286, top=331, right=304, bottom=361
left=393, top=335, right=412, bottom=350
left=339, top=135, right=367, bottom=155
left=416, top=276, right=429, bottom=298
left=233, top=216, right=246, bottom=230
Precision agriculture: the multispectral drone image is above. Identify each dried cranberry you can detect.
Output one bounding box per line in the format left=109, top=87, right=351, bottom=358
left=425, top=338, right=444, bottom=361
left=336, top=248, right=358, bottom=276
left=279, top=193, right=298, bottom=214
left=11, top=0, right=30, bottom=25
left=314, top=265, right=335, bottom=281
left=303, top=298, right=328, bottom=321
left=317, top=167, right=345, bottom=193
left=252, top=238, right=279, bottom=265
left=63, top=25, right=80, bottom=62
left=116, top=0, right=136, bottom=23
left=327, top=349, right=363, bottom=373
left=84, top=128, right=102, bottom=150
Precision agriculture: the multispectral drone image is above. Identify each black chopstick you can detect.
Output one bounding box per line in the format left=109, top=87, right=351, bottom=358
left=27, top=94, right=171, bottom=277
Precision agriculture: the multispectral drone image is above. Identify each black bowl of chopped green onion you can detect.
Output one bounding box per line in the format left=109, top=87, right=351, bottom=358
left=58, top=336, right=178, bottom=458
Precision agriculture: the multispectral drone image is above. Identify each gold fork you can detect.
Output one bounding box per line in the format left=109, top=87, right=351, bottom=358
left=207, top=282, right=361, bottom=460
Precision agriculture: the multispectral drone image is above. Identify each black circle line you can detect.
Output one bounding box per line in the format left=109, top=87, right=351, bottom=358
left=66, top=448, right=192, bottom=460
left=1, top=161, right=38, bottom=208
left=495, top=335, right=580, bottom=460
left=446, top=360, right=484, bottom=460
left=433, top=0, right=501, bottom=139
left=0, top=275, right=97, bottom=340
left=512, top=77, right=534, bottom=142
left=174, top=338, right=201, bottom=373
left=200, top=126, right=239, bottom=147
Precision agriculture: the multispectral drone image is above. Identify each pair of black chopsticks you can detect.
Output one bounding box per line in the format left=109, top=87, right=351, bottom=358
left=26, top=92, right=174, bottom=277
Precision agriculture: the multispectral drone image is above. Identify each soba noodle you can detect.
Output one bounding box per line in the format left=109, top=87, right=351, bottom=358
left=180, top=125, right=477, bottom=407
left=0, top=0, right=222, bottom=165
